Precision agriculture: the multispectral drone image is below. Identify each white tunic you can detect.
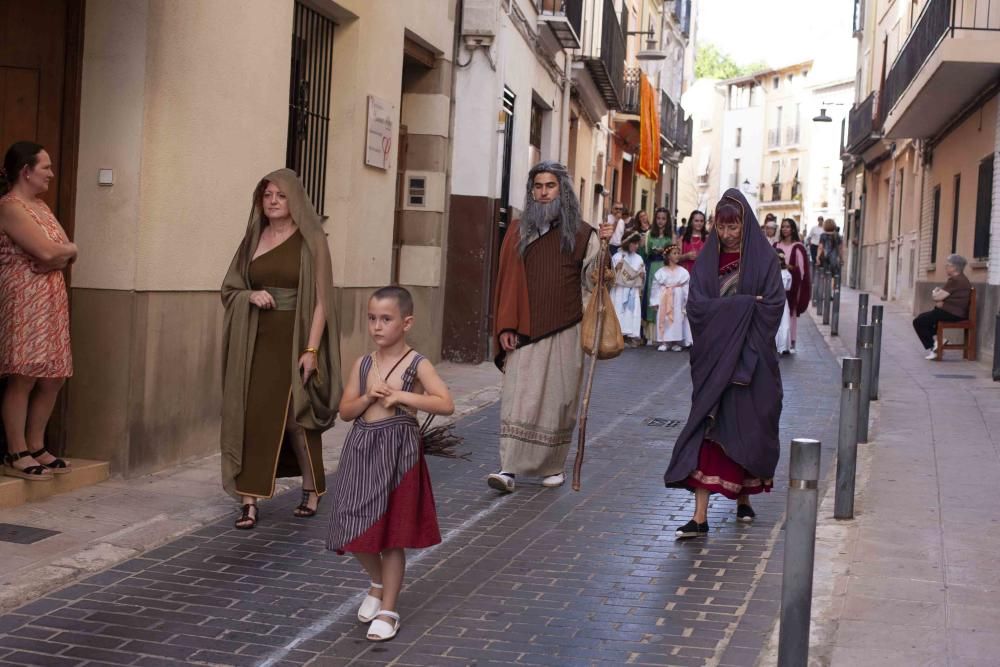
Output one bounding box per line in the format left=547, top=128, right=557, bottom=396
left=650, top=265, right=692, bottom=345
left=776, top=268, right=792, bottom=353
left=611, top=250, right=645, bottom=338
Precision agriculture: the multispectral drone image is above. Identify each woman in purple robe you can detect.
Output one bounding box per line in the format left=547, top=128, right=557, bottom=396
left=663, top=189, right=785, bottom=538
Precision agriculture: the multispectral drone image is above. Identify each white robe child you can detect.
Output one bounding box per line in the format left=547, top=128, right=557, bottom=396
left=611, top=250, right=645, bottom=338
left=776, top=268, right=792, bottom=353
left=650, top=264, right=692, bottom=346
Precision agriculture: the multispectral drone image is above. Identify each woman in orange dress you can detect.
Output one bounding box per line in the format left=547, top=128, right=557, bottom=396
left=0, top=142, right=77, bottom=481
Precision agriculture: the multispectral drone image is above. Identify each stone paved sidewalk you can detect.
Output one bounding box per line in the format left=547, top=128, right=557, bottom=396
left=792, top=288, right=1000, bottom=667
left=0, top=363, right=502, bottom=615
left=0, top=317, right=841, bottom=667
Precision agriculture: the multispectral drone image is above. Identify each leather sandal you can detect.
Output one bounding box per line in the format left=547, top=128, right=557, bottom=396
left=293, top=489, right=320, bottom=518
left=29, top=448, right=72, bottom=474
left=2, top=451, right=54, bottom=481
left=367, top=610, right=400, bottom=642
left=235, top=503, right=259, bottom=529
left=357, top=582, right=384, bottom=622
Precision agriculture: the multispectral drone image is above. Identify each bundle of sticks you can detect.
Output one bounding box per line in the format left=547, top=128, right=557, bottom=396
left=419, top=414, right=470, bottom=460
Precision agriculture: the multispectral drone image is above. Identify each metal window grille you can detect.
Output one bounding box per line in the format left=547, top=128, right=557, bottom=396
left=286, top=2, right=334, bottom=215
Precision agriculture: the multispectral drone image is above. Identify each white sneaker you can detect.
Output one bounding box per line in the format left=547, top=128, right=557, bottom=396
left=542, top=472, right=565, bottom=488
left=925, top=350, right=938, bottom=360
left=670, top=345, right=683, bottom=352
left=657, top=344, right=668, bottom=352
left=487, top=472, right=515, bottom=493
left=932, top=338, right=949, bottom=352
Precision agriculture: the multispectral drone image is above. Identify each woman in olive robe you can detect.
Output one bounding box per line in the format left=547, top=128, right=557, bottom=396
left=221, top=169, right=342, bottom=529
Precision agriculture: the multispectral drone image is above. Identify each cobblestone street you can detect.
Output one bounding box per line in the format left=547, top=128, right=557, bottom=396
left=0, top=317, right=840, bottom=667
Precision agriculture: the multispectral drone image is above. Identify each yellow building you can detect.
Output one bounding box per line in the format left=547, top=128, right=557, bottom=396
left=1, top=0, right=457, bottom=477
left=843, top=0, right=999, bottom=361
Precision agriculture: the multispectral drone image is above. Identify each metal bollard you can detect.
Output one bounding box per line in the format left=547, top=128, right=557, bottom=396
left=778, top=438, right=822, bottom=667
left=812, top=265, right=820, bottom=307
left=821, top=271, right=831, bottom=325
left=857, top=325, right=874, bottom=443
left=870, top=305, right=884, bottom=401
left=993, top=313, right=1000, bottom=382
left=834, top=358, right=862, bottom=520
left=830, top=274, right=841, bottom=336
left=856, top=293, right=869, bottom=347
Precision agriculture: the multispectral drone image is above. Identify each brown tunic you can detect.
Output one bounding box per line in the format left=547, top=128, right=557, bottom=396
left=493, top=220, right=595, bottom=368
left=234, top=231, right=325, bottom=498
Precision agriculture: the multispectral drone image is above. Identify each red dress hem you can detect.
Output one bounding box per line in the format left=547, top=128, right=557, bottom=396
left=685, top=439, right=773, bottom=500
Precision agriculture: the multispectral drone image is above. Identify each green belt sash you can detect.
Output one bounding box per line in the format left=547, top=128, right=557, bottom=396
left=263, top=286, right=298, bottom=311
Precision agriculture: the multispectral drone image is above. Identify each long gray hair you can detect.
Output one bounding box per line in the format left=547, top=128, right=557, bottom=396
left=520, top=160, right=582, bottom=255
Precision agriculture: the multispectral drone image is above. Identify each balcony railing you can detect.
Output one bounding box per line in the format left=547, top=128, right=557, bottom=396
left=883, top=0, right=1000, bottom=119
left=771, top=182, right=783, bottom=201
left=536, top=0, right=583, bottom=50
left=790, top=180, right=801, bottom=199
left=845, top=90, right=882, bottom=153
left=659, top=91, right=676, bottom=143
left=852, top=0, right=865, bottom=35
left=675, top=0, right=692, bottom=37
left=580, top=0, right=626, bottom=110
left=785, top=125, right=801, bottom=145
left=761, top=181, right=801, bottom=203
left=767, top=128, right=781, bottom=148
left=697, top=173, right=710, bottom=186
left=622, top=66, right=642, bottom=114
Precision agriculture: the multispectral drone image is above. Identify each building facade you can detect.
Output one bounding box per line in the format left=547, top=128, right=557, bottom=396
left=678, top=77, right=724, bottom=218
left=842, top=0, right=999, bottom=362
left=1, top=0, right=458, bottom=476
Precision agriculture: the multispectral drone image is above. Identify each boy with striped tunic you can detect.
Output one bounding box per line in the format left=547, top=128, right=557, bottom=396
left=327, top=286, right=454, bottom=642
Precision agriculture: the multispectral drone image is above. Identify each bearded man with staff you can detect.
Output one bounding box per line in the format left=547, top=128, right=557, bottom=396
left=487, top=161, right=613, bottom=493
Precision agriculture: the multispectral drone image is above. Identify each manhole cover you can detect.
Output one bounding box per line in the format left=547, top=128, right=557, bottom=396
left=933, top=374, right=976, bottom=379
left=646, top=417, right=684, bottom=428
left=0, top=523, right=60, bottom=544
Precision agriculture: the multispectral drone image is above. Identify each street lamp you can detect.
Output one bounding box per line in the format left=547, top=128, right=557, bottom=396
left=813, top=108, right=833, bottom=122
left=627, top=30, right=667, bottom=62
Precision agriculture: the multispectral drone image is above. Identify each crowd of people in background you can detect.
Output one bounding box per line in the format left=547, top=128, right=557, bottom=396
left=607, top=203, right=709, bottom=353
left=605, top=203, right=849, bottom=359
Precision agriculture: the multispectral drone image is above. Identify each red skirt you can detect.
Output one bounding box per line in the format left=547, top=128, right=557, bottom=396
left=686, top=439, right=773, bottom=500
left=327, top=415, right=441, bottom=555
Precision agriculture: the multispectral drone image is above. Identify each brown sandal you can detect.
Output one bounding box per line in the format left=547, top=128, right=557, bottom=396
left=2, top=451, right=54, bottom=481
left=235, top=503, right=259, bottom=529
left=293, top=489, right=319, bottom=518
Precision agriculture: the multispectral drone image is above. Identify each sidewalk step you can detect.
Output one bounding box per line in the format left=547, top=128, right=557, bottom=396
left=0, top=459, right=110, bottom=510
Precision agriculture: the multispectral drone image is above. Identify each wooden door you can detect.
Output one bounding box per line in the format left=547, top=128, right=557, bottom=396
left=0, top=0, right=84, bottom=455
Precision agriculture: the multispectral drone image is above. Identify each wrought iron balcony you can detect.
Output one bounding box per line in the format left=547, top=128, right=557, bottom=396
left=659, top=91, right=676, bottom=144
left=579, top=0, right=626, bottom=110
left=882, top=0, right=1000, bottom=137
left=767, top=128, right=781, bottom=148
left=845, top=91, right=881, bottom=154
left=536, top=0, right=583, bottom=50
left=852, top=0, right=865, bottom=36
left=784, top=125, right=801, bottom=146
left=622, top=66, right=642, bottom=114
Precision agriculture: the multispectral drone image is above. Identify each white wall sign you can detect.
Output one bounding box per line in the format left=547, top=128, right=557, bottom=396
left=366, top=95, right=394, bottom=170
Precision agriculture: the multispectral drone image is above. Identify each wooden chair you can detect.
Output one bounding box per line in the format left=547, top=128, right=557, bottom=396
left=936, top=286, right=977, bottom=361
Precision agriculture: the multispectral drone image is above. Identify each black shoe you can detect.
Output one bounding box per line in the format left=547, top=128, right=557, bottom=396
left=674, top=520, right=708, bottom=538
left=737, top=504, right=756, bottom=523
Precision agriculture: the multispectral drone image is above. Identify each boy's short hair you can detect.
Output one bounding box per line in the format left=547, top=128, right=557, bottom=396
left=371, top=285, right=414, bottom=317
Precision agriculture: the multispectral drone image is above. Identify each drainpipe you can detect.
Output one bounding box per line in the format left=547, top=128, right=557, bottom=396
left=560, top=51, right=571, bottom=164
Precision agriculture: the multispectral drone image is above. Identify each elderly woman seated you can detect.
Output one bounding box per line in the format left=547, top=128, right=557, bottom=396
left=912, top=254, right=972, bottom=360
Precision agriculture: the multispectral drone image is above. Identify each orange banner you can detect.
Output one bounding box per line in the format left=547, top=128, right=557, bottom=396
left=637, top=74, right=660, bottom=180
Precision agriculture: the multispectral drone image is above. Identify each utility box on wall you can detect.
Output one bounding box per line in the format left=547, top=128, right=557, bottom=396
left=461, top=0, right=497, bottom=47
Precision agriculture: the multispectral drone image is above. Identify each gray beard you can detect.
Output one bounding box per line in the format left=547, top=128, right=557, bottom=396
left=519, top=198, right=577, bottom=255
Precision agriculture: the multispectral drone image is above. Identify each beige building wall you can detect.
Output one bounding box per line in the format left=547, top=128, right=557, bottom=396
left=68, top=0, right=293, bottom=477
left=921, top=95, right=997, bottom=284
left=67, top=0, right=456, bottom=477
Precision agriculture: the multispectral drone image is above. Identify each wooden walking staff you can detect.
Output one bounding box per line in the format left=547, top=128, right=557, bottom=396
left=572, top=237, right=611, bottom=491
